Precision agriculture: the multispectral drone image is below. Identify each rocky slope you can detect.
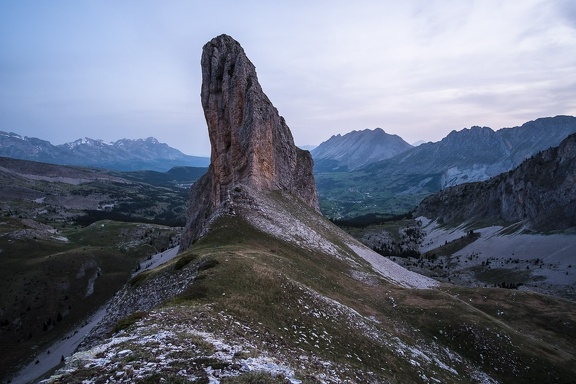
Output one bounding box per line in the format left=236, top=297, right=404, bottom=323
left=415, top=132, right=576, bottom=232
left=37, top=172, right=576, bottom=384
left=0, top=132, right=209, bottom=172
left=311, top=128, right=412, bottom=171
left=180, top=34, right=319, bottom=249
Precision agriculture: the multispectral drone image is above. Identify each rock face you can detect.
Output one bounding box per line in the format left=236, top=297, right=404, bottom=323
left=180, top=35, right=319, bottom=249
left=415, top=132, right=576, bottom=232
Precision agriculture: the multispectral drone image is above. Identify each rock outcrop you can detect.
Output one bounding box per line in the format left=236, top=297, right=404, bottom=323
left=180, top=35, right=319, bottom=250
left=415, top=132, right=576, bottom=231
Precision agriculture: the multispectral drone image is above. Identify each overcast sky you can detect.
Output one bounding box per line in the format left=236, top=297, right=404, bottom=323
left=1, top=1, right=575, bottom=156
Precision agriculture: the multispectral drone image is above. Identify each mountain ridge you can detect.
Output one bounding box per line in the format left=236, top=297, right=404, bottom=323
left=415, top=132, right=576, bottom=232
left=0, top=131, right=210, bottom=172
left=314, top=115, right=576, bottom=218
left=365, top=115, right=576, bottom=187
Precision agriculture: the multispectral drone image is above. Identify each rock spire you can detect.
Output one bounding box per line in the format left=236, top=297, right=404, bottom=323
left=180, top=35, right=319, bottom=249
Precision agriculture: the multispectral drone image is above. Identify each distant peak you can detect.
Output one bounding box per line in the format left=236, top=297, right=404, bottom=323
left=65, top=137, right=110, bottom=148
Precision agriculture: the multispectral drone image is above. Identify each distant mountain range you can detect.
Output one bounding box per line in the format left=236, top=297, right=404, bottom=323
left=315, top=115, right=576, bottom=218
left=0, top=132, right=210, bottom=172
left=415, top=131, right=576, bottom=232
left=365, top=115, right=576, bottom=189
left=311, top=128, right=412, bottom=171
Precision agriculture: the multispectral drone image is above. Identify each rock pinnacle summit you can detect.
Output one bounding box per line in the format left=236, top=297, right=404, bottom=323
left=180, top=35, right=319, bottom=249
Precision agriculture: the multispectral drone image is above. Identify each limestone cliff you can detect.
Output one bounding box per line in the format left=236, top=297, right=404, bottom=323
left=415, top=132, right=576, bottom=232
left=180, top=35, right=319, bottom=250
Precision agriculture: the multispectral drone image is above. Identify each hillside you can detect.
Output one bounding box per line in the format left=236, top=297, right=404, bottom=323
left=0, top=156, right=194, bottom=227
left=363, top=132, right=576, bottom=304
left=315, top=115, right=576, bottom=218
left=414, top=132, right=576, bottom=232
left=0, top=216, right=182, bottom=381
left=33, top=187, right=576, bottom=384
left=339, top=215, right=576, bottom=301
left=0, top=132, right=209, bottom=172
left=311, top=128, right=412, bottom=171
left=0, top=157, right=198, bottom=378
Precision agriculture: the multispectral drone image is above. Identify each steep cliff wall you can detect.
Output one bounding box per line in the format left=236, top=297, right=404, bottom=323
left=181, top=35, right=319, bottom=249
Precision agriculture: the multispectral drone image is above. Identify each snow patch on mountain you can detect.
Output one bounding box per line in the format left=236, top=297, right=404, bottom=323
left=65, top=137, right=113, bottom=149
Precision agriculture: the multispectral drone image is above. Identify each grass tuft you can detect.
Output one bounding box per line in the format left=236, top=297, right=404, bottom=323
left=111, top=311, right=147, bottom=334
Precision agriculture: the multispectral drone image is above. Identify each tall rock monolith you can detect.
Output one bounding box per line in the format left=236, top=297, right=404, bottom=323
left=180, top=35, right=319, bottom=250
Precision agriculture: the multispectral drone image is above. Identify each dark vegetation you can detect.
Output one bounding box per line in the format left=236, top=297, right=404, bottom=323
left=0, top=219, right=181, bottom=376
left=421, top=230, right=480, bottom=260
left=0, top=158, right=198, bottom=377
left=123, top=166, right=207, bottom=188
left=333, top=214, right=424, bottom=258
left=71, top=180, right=189, bottom=227
left=76, top=206, right=185, bottom=227
left=174, top=253, right=200, bottom=270
left=330, top=212, right=412, bottom=227
left=111, top=311, right=148, bottom=334
left=315, top=170, right=438, bottom=218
